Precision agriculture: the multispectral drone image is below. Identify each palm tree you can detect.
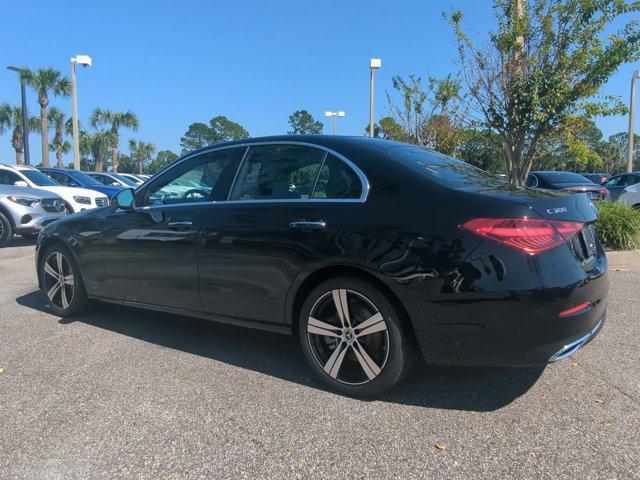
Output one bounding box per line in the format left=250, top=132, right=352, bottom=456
left=90, top=109, right=139, bottom=172
left=80, top=130, right=113, bottom=172
left=48, top=107, right=73, bottom=168
left=21, top=67, right=72, bottom=167
left=128, top=139, right=156, bottom=174
left=0, top=103, right=38, bottom=165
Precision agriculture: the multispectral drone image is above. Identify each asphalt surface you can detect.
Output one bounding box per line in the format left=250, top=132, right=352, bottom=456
left=1, top=239, right=639, bottom=479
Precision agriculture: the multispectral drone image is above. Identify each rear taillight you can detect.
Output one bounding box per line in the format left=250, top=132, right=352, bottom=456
left=461, top=218, right=584, bottom=255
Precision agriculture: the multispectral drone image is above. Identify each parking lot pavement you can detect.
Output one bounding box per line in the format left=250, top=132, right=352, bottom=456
left=1, top=242, right=639, bottom=480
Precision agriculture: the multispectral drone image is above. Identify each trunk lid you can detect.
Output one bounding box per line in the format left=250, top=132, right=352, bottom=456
left=476, top=185, right=599, bottom=223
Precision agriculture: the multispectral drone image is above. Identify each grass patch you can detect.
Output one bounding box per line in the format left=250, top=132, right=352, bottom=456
left=595, top=201, right=640, bottom=251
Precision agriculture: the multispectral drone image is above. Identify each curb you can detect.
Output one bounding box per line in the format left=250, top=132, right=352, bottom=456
left=605, top=250, right=640, bottom=271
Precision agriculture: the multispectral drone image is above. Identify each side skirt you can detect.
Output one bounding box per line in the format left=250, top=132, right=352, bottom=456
left=87, top=295, right=292, bottom=335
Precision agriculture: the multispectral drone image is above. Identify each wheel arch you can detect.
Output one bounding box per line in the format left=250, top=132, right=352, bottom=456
left=287, top=264, right=417, bottom=343
left=0, top=204, right=16, bottom=229
left=36, top=236, right=80, bottom=289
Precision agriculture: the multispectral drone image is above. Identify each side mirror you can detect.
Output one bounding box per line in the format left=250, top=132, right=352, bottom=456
left=13, top=180, right=28, bottom=187
left=68, top=181, right=80, bottom=187
left=110, top=188, right=135, bottom=210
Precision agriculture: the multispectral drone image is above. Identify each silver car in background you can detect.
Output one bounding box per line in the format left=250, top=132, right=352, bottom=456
left=0, top=184, right=66, bottom=247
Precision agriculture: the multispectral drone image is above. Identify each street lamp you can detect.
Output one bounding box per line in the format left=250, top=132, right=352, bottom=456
left=627, top=69, right=640, bottom=173
left=369, top=58, right=381, bottom=137
left=70, top=54, right=92, bottom=170
left=6, top=66, right=30, bottom=166
left=325, top=110, right=345, bottom=135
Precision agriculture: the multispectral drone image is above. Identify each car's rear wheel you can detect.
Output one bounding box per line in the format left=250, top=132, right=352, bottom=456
left=40, top=244, right=87, bottom=316
left=0, top=212, right=13, bottom=247
left=298, top=277, right=414, bottom=396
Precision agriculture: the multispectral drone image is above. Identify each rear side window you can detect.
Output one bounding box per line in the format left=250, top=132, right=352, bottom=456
left=313, top=154, right=362, bottom=199
left=230, top=145, right=325, bottom=200
left=47, top=171, right=74, bottom=186
left=388, top=146, right=505, bottom=190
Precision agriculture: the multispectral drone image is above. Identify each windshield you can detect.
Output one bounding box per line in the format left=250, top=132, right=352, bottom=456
left=66, top=169, right=103, bottom=186
left=388, top=146, right=507, bottom=189
left=538, top=172, right=594, bottom=184
left=20, top=169, right=60, bottom=186
left=111, top=173, right=137, bottom=186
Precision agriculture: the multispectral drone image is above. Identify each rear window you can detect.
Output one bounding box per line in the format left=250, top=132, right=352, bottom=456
left=537, top=172, right=594, bottom=184
left=388, top=146, right=506, bottom=189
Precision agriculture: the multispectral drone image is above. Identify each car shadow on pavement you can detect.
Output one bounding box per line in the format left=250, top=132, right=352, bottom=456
left=16, top=290, right=544, bottom=412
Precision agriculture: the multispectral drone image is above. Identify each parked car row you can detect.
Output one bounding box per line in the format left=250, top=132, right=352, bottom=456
left=0, top=163, right=153, bottom=246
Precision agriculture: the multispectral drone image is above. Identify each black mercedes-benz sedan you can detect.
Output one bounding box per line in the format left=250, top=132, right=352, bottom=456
left=36, top=136, right=608, bottom=395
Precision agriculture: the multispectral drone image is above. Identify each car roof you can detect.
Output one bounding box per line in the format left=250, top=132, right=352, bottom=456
left=181, top=135, right=416, bottom=158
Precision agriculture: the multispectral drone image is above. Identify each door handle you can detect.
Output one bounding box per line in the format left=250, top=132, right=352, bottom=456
left=168, top=221, right=193, bottom=231
left=288, top=220, right=327, bottom=231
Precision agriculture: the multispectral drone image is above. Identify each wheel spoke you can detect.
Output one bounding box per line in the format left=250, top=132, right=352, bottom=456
left=60, top=285, right=69, bottom=309
left=308, top=317, right=341, bottom=338
left=44, top=262, right=58, bottom=278
left=63, top=274, right=74, bottom=286
left=47, top=282, right=61, bottom=302
left=56, top=253, right=64, bottom=276
left=355, top=312, right=386, bottom=337
left=332, top=289, right=351, bottom=328
left=352, top=341, right=381, bottom=380
left=323, top=341, right=348, bottom=379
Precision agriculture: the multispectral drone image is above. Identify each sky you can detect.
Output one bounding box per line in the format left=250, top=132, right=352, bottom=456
left=0, top=0, right=637, bottom=167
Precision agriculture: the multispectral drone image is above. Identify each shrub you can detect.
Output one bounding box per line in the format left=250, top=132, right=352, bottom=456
left=595, top=201, right=640, bottom=251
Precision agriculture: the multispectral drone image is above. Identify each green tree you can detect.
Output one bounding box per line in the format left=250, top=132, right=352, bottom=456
left=288, top=110, right=323, bottom=134
left=90, top=109, right=139, bottom=172
left=367, top=116, right=409, bottom=141
left=446, top=0, right=639, bottom=184
left=115, top=154, right=136, bottom=174
left=180, top=116, right=249, bottom=154
left=80, top=130, right=113, bottom=172
left=385, top=74, right=466, bottom=155
left=47, top=107, right=74, bottom=168
left=0, top=103, right=38, bottom=165
left=21, top=67, right=72, bottom=167
left=129, top=139, right=156, bottom=174
left=458, top=129, right=506, bottom=173
left=601, top=132, right=640, bottom=173
left=148, top=149, right=179, bottom=174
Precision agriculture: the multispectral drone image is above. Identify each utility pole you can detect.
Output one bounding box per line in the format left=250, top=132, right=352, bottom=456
left=627, top=70, right=640, bottom=172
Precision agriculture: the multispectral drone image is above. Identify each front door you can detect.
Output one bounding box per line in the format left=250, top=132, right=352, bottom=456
left=100, top=148, right=243, bottom=310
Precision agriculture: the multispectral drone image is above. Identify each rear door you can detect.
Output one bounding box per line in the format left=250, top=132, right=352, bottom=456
left=198, top=144, right=366, bottom=325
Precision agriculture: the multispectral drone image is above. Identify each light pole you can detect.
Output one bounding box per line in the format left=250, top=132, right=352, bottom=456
left=369, top=58, right=381, bottom=137
left=325, top=111, right=345, bottom=135
left=6, top=66, right=30, bottom=166
left=70, top=55, right=92, bottom=170
left=627, top=70, right=640, bottom=173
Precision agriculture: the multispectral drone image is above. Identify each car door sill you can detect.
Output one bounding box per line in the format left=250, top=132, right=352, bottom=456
left=87, top=295, right=292, bottom=335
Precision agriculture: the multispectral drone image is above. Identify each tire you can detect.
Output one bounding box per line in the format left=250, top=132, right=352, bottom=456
left=0, top=211, right=13, bottom=247
left=298, top=277, right=415, bottom=396
left=40, top=243, right=88, bottom=316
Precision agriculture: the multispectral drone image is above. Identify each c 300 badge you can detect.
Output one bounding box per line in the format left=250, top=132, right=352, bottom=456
left=546, top=206, right=568, bottom=215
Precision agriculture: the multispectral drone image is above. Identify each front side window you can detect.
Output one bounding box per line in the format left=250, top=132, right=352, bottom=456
left=142, top=148, right=240, bottom=206
left=230, top=145, right=325, bottom=201
left=46, top=171, right=75, bottom=187
left=0, top=170, right=21, bottom=185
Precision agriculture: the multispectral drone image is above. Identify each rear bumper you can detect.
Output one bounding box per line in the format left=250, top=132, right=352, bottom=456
left=406, top=238, right=609, bottom=367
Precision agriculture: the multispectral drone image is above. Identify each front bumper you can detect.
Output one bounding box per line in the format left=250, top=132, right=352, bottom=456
left=14, top=213, right=65, bottom=233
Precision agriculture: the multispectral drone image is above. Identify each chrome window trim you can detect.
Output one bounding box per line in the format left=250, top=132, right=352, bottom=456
left=135, top=141, right=370, bottom=204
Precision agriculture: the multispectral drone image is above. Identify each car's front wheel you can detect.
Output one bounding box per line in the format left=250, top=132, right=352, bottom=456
left=299, top=277, right=415, bottom=396
left=40, top=244, right=87, bottom=316
left=0, top=212, right=13, bottom=247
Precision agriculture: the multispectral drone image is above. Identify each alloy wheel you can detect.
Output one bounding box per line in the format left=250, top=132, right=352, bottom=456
left=43, top=252, right=75, bottom=310
left=307, top=289, right=389, bottom=385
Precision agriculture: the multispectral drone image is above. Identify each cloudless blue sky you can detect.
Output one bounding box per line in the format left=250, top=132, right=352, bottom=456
left=0, top=0, right=637, bottom=166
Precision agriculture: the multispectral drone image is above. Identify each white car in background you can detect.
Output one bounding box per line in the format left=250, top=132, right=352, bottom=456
left=118, top=173, right=146, bottom=185
left=0, top=164, right=109, bottom=213
left=618, top=183, right=640, bottom=209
